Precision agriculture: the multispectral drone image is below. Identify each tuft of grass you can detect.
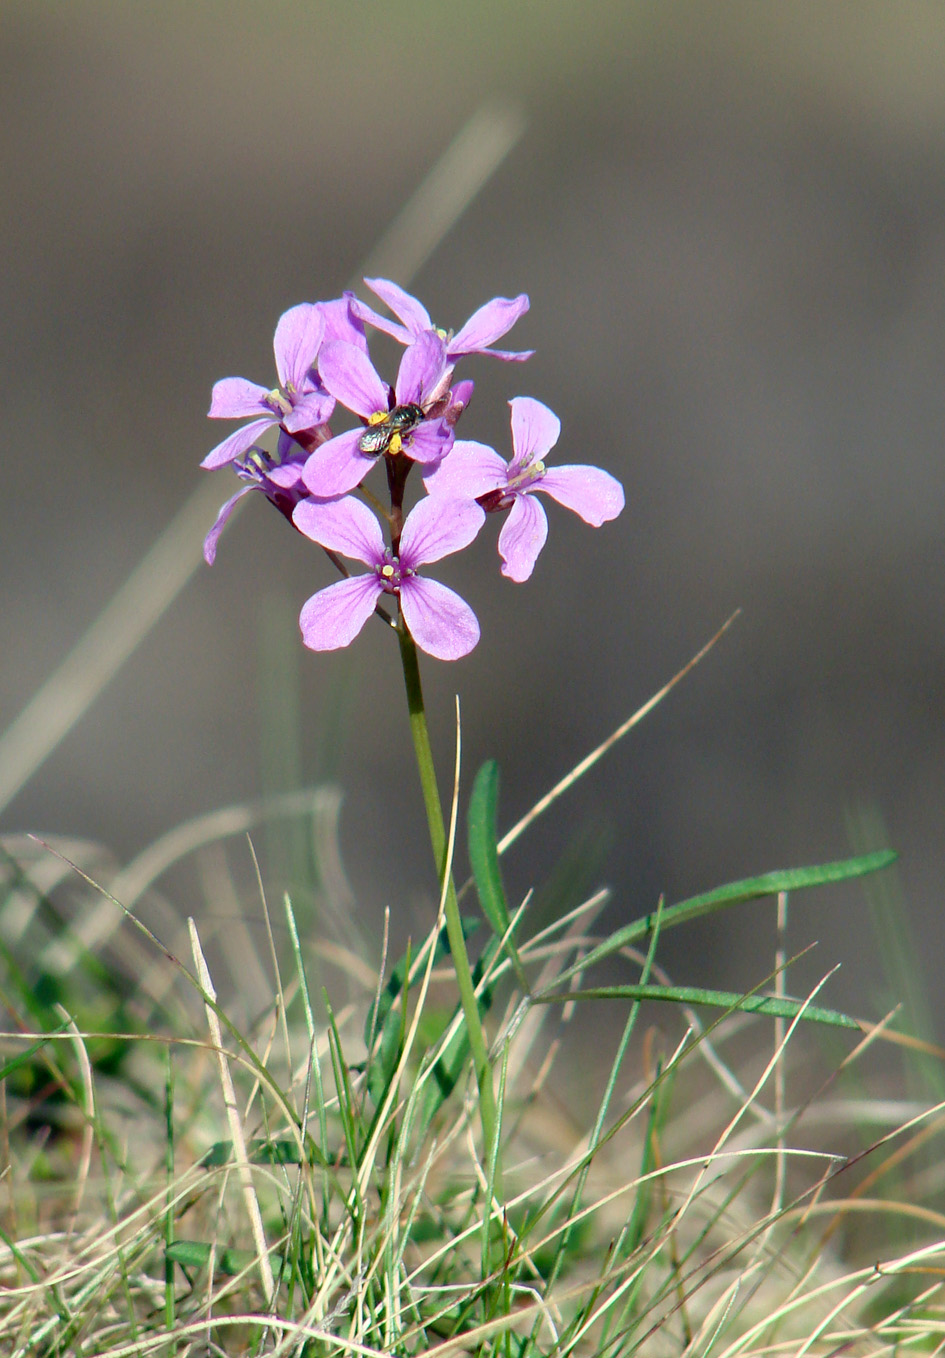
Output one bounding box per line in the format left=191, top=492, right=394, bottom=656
left=0, top=714, right=936, bottom=1358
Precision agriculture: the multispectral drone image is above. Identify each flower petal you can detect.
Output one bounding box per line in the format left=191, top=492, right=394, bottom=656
left=509, top=396, right=561, bottom=468
left=283, top=388, right=335, bottom=433
left=320, top=293, right=368, bottom=351
left=266, top=438, right=308, bottom=487
left=449, top=378, right=475, bottom=412
left=273, top=304, right=325, bottom=391
left=208, top=376, right=271, bottom=419
left=537, top=465, right=625, bottom=525
left=497, top=493, right=548, bottom=582
left=201, top=417, right=275, bottom=470
left=364, top=277, right=432, bottom=332
left=395, top=331, right=448, bottom=406
left=299, top=575, right=383, bottom=651
left=400, top=577, right=480, bottom=660
left=402, top=418, right=454, bottom=465
left=266, top=462, right=305, bottom=488
left=301, top=428, right=375, bottom=497
left=317, top=340, right=388, bottom=417
left=348, top=298, right=413, bottom=345
left=449, top=294, right=532, bottom=358
left=203, top=486, right=257, bottom=564
left=399, top=494, right=485, bottom=568
left=293, top=494, right=384, bottom=564
left=423, top=439, right=507, bottom=499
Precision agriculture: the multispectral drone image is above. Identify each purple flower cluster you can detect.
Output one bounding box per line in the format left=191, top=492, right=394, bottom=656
left=202, top=279, right=625, bottom=660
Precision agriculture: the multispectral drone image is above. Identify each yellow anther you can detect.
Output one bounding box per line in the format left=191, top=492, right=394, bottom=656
left=381, top=563, right=395, bottom=579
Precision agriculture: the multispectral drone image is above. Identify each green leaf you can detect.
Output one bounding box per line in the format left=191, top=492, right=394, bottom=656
left=556, top=850, right=898, bottom=985
left=166, top=1239, right=285, bottom=1277
left=200, top=1137, right=307, bottom=1168
left=468, top=760, right=529, bottom=991
left=468, top=760, right=510, bottom=935
left=414, top=941, right=501, bottom=1135
left=364, top=918, right=479, bottom=1052
left=366, top=954, right=409, bottom=1107
left=537, top=983, right=859, bottom=1028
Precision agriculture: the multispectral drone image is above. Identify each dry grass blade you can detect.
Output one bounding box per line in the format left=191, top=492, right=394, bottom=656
left=188, top=917, right=275, bottom=1303
left=497, top=610, right=740, bottom=856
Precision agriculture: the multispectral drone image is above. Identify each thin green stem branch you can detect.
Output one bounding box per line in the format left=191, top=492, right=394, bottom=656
left=397, top=624, right=497, bottom=1158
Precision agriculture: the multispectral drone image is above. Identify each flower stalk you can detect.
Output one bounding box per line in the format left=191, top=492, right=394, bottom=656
left=397, top=623, right=498, bottom=1158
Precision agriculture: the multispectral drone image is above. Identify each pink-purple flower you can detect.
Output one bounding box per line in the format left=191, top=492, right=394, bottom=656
left=351, top=278, right=534, bottom=362
left=199, top=279, right=626, bottom=661
left=292, top=494, right=484, bottom=660
left=203, top=431, right=311, bottom=564
left=425, top=396, right=625, bottom=582
left=201, top=297, right=367, bottom=471
left=202, top=305, right=331, bottom=470
left=301, top=331, right=455, bottom=498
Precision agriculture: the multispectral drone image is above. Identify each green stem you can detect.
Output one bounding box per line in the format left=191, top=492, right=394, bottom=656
left=397, top=624, right=498, bottom=1159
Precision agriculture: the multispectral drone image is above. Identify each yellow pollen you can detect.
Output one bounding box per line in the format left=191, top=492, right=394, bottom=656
left=389, top=433, right=403, bottom=455
left=381, top=564, right=395, bottom=578
left=367, top=410, right=388, bottom=426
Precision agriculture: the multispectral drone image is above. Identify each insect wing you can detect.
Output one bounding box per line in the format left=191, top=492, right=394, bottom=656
left=358, top=423, right=392, bottom=455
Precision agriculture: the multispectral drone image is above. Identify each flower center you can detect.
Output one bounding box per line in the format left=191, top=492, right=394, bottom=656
left=507, top=458, right=546, bottom=492
left=236, top=447, right=276, bottom=484
left=264, top=387, right=294, bottom=417
left=373, top=552, right=415, bottom=593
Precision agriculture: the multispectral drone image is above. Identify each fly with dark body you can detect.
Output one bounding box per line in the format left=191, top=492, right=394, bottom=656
left=358, top=402, right=425, bottom=456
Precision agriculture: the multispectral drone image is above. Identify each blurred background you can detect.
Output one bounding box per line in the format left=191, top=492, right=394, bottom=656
left=2, top=2, right=944, bottom=1038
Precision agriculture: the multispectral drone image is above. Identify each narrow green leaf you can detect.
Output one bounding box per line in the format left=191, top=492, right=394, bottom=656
left=0, top=1020, right=70, bottom=1083
left=557, top=850, right=897, bottom=984
left=324, top=991, right=361, bottom=1187
left=468, top=760, right=529, bottom=990
left=468, top=760, right=510, bottom=934
left=536, top=983, right=860, bottom=1028
left=364, top=918, right=479, bottom=1051
left=415, top=941, right=501, bottom=1135
left=200, top=1137, right=309, bottom=1168
left=366, top=940, right=411, bottom=1106
left=166, top=1239, right=285, bottom=1277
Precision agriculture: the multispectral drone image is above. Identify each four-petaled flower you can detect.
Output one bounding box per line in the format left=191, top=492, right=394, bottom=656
left=293, top=495, right=484, bottom=660
left=425, top=396, right=625, bottom=582
left=202, top=304, right=337, bottom=470
left=351, top=277, right=533, bottom=362
left=302, top=331, right=455, bottom=498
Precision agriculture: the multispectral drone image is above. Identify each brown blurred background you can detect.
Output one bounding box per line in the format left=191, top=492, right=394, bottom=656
left=2, top=3, right=944, bottom=1031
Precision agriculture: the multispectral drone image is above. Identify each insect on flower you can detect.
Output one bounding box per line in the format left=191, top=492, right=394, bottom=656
left=357, top=402, right=425, bottom=456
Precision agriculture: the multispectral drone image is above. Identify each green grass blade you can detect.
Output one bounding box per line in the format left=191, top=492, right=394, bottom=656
left=553, top=850, right=897, bottom=985
left=536, top=983, right=859, bottom=1028
left=0, top=1018, right=71, bottom=1082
